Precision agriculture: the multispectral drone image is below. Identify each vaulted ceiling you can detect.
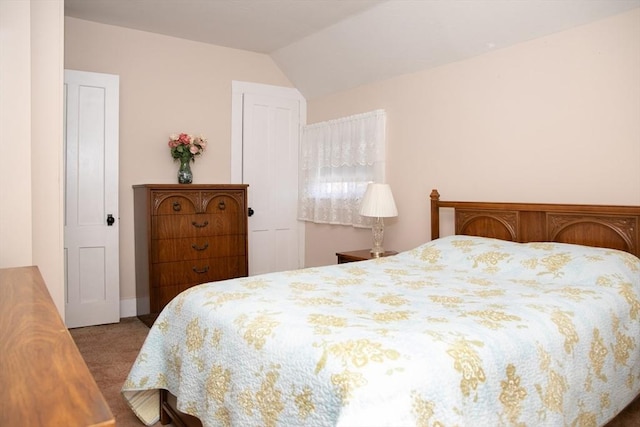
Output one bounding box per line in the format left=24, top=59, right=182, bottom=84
left=65, top=0, right=640, bottom=99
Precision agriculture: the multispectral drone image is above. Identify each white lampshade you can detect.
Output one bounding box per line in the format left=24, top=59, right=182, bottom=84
left=359, top=183, right=398, bottom=218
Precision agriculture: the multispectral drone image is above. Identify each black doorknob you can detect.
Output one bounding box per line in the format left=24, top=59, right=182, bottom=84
left=107, top=214, right=115, bottom=226
left=248, top=207, right=255, bottom=217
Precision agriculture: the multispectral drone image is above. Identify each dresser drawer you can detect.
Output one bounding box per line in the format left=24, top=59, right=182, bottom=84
left=152, top=214, right=243, bottom=239
left=153, top=192, right=243, bottom=216
left=152, top=235, right=246, bottom=263
left=152, top=256, right=247, bottom=288
left=154, top=193, right=198, bottom=215
left=203, top=193, right=243, bottom=215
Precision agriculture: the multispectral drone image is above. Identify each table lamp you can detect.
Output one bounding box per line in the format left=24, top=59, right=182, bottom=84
left=359, top=183, right=398, bottom=257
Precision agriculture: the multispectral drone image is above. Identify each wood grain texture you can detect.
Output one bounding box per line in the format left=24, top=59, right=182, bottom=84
left=430, top=189, right=640, bottom=257
left=0, top=266, right=114, bottom=427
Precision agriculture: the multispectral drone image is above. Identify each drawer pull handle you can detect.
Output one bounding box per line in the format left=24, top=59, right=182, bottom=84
left=192, top=266, right=209, bottom=274
left=218, top=200, right=226, bottom=210
left=191, top=242, right=209, bottom=251
left=172, top=202, right=181, bottom=212
left=192, top=220, right=209, bottom=228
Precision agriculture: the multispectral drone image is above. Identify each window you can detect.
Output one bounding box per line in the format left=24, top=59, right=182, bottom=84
left=298, top=109, right=386, bottom=226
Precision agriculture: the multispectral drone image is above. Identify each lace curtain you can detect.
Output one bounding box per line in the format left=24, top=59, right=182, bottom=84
left=298, top=109, right=386, bottom=226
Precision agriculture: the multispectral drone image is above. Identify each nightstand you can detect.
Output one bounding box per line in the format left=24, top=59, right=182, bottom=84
left=336, top=249, right=398, bottom=264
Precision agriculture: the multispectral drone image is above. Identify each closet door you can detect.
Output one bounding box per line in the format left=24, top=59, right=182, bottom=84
left=64, top=69, right=120, bottom=328
left=233, top=82, right=305, bottom=275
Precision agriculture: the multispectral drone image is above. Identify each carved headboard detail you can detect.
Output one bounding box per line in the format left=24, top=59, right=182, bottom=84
left=430, top=189, right=640, bottom=258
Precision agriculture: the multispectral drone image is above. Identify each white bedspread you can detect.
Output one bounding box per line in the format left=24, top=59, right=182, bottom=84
left=122, top=236, right=640, bottom=426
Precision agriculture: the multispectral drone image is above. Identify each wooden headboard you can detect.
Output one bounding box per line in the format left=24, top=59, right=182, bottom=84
left=430, top=189, right=640, bottom=258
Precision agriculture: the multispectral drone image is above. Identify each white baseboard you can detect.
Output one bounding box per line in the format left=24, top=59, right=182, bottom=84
left=119, top=297, right=137, bottom=318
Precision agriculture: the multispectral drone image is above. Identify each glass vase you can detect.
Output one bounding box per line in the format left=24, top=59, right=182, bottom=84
left=177, top=157, right=193, bottom=184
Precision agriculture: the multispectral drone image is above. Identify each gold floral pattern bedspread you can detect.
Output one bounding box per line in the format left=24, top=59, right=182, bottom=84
left=122, top=236, right=640, bottom=427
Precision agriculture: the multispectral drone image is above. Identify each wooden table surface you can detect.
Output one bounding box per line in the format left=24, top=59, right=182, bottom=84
left=336, top=249, right=398, bottom=263
left=0, top=266, right=114, bottom=427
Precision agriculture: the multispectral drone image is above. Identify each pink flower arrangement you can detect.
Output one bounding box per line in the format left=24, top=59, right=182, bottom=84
left=168, top=133, right=207, bottom=162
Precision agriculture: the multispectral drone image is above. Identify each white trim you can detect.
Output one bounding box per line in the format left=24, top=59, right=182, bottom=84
left=119, top=297, right=138, bottom=319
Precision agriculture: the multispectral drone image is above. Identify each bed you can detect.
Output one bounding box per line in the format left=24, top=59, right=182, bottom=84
left=122, top=189, right=640, bottom=426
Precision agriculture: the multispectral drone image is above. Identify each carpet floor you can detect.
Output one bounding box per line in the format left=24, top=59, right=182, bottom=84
left=70, top=317, right=639, bottom=427
left=69, top=317, right=167, bottom=427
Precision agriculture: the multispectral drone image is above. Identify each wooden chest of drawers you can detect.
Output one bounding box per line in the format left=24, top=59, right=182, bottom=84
left=133, top=184, right=248, bottom=326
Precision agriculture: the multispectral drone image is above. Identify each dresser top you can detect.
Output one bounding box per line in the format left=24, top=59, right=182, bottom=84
left=133, top=184, right=249, bottom=190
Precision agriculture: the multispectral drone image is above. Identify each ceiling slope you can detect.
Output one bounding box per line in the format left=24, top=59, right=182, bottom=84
left=65, top=0, right=640, bottom=99
left=64, top=0, right=384, bottom=53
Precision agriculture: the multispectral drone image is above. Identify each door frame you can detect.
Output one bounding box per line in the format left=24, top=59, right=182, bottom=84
left=231, top=81, right=307, bottom=270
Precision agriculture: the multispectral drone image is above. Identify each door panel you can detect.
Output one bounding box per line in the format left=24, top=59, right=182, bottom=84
left=77, top=85, right=106, bottom=225
left=79, top=247, right=106, bottom=301
left=64, top=69, right=120, bottom=328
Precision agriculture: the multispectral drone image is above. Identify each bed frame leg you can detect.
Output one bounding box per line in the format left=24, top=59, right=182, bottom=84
left=430, top=189, right=440, bottom=240
left=159, top=389, right=172, bottom=425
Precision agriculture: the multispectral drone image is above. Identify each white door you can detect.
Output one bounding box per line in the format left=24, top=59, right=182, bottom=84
left=64, top=70, right=120, bottom=328
left=231, top=82, right=306, bottom=275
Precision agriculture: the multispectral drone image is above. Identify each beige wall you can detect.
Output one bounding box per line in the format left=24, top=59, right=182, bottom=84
left=64, top=18, right=294, bottom=304
left=305, top=8, right=640, bottom=267
left=1, top=1, right=33, bottom=268
left=31, top=0, right=65, bottom=316
left=0, top=1, right=65, bottom=313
